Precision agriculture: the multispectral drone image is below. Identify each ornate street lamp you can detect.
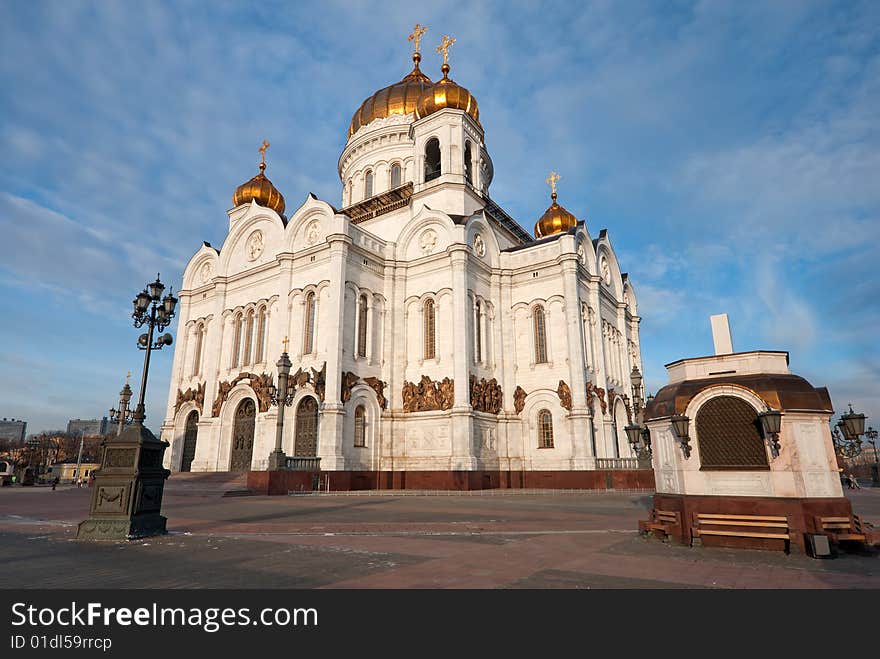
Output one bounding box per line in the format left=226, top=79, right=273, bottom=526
left=831, top=403, right=865, bottom=460
left=630, top=366, right=643, bottom=416
left=267, top=337, right=296, bottom=470
left=670, top=414, right=692, bottom=459
left=625, top=423, right=651, bottom=463
left=131, top=274, right=177, bottom=425
left=757, top=408, right=783, bottom=458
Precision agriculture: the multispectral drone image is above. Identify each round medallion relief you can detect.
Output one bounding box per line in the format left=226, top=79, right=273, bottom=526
left=419, top=229, right=438, bottom=255
left=246, top=230, right=264, bottom=262
left=305, top=221, right=321, bottom=245
left=199, top=261, right=214, bottom=284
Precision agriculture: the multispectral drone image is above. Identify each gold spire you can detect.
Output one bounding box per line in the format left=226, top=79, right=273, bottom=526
left=546, top=171, right=560, bottom=199
left=282, top=336, right=289, bottom=353
left=534, top=171, right=578, bottom=239
left=232, top=140, right=286, bottom=215
left=408, top=23, right=427, bottom=54
left=259, top=139, right=270, bottom=171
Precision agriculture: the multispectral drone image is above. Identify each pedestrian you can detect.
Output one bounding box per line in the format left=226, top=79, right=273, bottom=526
left=849, top=474, right=861, bottom=490
left=51, top=477, right=58, bottom=491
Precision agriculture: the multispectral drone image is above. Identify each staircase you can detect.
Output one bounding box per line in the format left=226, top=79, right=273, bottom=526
left=165, top=472, right=252, bottom=497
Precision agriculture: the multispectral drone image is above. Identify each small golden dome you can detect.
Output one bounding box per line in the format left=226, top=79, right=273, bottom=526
left=414, top=62, right=479, bottom=125
left=232, top=141, right=285, bottom=216
left=348, top=52, right=433, bottom=139
left=534, top=192, right=578, bottom=239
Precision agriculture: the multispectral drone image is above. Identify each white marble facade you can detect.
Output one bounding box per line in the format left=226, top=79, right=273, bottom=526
left=160, top=61, right=643, bottom=474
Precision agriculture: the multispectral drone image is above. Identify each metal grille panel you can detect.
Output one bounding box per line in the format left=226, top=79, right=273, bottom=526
left=696, top=396, right=769, bottom=470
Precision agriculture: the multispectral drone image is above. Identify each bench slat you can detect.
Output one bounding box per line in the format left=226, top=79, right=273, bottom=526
left=697, top=514, right=787, bottom=522
left=697, top=530, right=790, bottom=540
left=699, top=520, right=788, bottom=529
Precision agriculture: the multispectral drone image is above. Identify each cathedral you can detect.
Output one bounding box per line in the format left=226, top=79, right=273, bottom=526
left=160, top=28, right=644, bottom=483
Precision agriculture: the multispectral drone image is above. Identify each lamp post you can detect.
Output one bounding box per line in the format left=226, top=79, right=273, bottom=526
left=267, top=338, right=296, bottom=471
left=131, top=275, right=177, bottom=425
left=671, top=414, right=692, bottom=459
left=625, top=366, right=651, bottom=465
left=865, top=426, right=879, bottom=487
left=757, top=408, right=783, bottom=458
left=831, top=403, right=866, bottom=460
left=109, top=372, right=135, bottom=436
left=77, top=274, right=176, bottom=541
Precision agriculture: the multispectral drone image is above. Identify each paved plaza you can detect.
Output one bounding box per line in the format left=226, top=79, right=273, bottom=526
left=1, top=478, right=878, bottom=589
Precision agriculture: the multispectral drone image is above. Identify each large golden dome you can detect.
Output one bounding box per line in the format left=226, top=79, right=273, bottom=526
left=414, top=62, right=479, bottom=125
left=348, top=52, right=433, bottom=139
left=535, top=192, right=578, bottom=238
left=232, top=142, right=285, bottom=215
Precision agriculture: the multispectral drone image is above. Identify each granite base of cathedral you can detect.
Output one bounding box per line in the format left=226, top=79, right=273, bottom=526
left=247, top=468, right=655, bottom=495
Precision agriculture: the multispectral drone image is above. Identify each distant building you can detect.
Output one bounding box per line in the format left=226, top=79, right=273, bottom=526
left=48, top=458, right=101, bottom=483
left=0, top=418, right=27, bottom=443
left=66, top=417, right=110, bottom=436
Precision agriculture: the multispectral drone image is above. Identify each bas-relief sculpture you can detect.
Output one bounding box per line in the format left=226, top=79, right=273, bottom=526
left=469, top=375, right=502, bottom=414
left=402, top=375, right=454, bottom=412
left=174, top=382, right=205, bottom=416
left=341, top=371, right=388, bottom=410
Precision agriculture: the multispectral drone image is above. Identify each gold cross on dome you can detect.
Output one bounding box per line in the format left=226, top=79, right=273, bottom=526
left=546, top=171, right=560, bottom=196
left=408, top=23, right=427, bottom=53
left=282, top=336, right=289, bottom=353
left=436, top=35, right=456, bottom=64
left=259, top=139, right=270, bottom=166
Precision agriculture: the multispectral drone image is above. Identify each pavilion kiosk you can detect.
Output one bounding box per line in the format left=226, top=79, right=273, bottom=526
left=640, top=315, right=864, bottom=554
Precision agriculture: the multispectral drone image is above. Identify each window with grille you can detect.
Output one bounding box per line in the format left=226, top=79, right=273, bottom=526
left=255, top=307, right=267, bottom=363
left=243, top=309, right=254, bottom=365
left=538, top=409, right=554, bottom=448
left=425, top=138, right=441, bottom=182
left=231, top=313, right=242, bottom=368
left=354, top=405, right=366, bottom=447
left=474, top=301, right=482, bottom=363
left=534, top=306, right=548, bottom=364
left=364, top=170, right=373, bottom=199
left=192, top=324, right=204, bottom=376
left=391, top=163, right=401, bottom=188
left=357, top=295, right=368, bottom=357
left=304, top=292, right=316, bottom=354
left=424, top=298, right=436, bottom=359
left=695, top=396, right=769, bottom=470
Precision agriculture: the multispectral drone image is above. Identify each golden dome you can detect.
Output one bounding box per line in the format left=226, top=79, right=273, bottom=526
left=414, top=62, right=479, bottom=125
left=348, top=52, right=433, bottom=139
left=534, top=192, right=578, bottom=239
left=232, top=141, right=285, bottom=215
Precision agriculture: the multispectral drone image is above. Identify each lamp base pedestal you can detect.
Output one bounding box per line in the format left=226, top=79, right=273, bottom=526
left=267, top=449, right=288, bottom=471
left=77, top=423, right=170, bottom=541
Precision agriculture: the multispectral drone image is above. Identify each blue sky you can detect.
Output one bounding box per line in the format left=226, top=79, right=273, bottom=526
left=1, top=1, right=878, bottom=436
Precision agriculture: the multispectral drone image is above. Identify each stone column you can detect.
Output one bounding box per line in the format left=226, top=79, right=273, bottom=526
left=317, top=230, right=351, bottom=470
left=561, top=254, right=592, bottom=468
left=449, top=245, right=475, bottom=469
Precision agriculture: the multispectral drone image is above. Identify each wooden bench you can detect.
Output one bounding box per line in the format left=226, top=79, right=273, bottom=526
left=639, top=509, right=681, bottom=539
left=692, top=513, right=791, bottom=552
left=815, top=515, right=867, bottom=544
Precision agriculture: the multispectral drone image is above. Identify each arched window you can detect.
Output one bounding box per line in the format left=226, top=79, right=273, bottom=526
left=255, top=307, right=267, bottom=363
left=303, top=292, right=316, bottom=354
left=474, top=300, right=482, bottom=363
left=424, top=298, right=436, bottom=359
left=534, top=306, right=548, bottom=364
left=354, top=405, right=366, bottom=447
left=231, top=313, right=242, bottom=368
left=538, top=409, right=554, bottom=448
left=464, top=140, right=473, bottom=185
left=696, top=396, right=769, bottom=470
left=357, top=294, right=368, bottom=358
left=192, top=323, right=205, bottom=376
left=424, top=138, right=441, bottom=182
left=242, top=309, right=255, bottom=365
left=391, top=163, right=402, bottom=188
left=364, top=170, right=373, bottom=199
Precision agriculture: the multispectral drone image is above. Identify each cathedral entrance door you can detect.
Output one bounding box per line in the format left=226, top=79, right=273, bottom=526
left=230, top=399, right=256, bottom=472
left=294, top=397, right=319, bottom=457
left=181, top=411, right=199, bottom=472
